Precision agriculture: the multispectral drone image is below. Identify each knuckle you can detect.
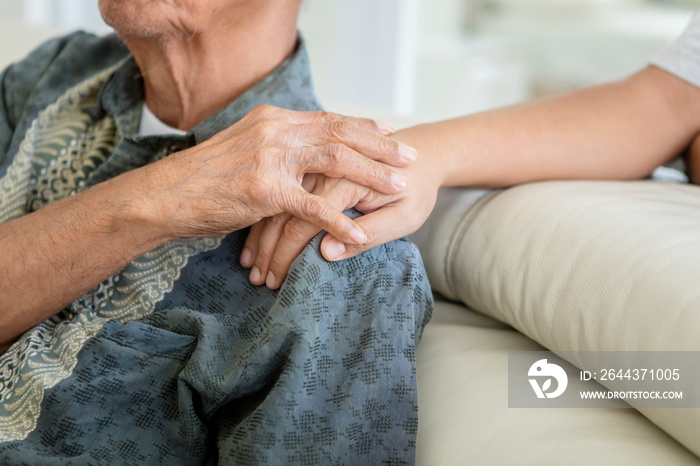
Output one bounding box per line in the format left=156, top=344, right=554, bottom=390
left=248, top=178, right=274, bottom=205
left=367, top=161, right=386, bottom=182
left=313, top=110, right=335, bottom=123
left=379, top=136, right=400, bottom=156
left=316, top=110, right=350, bottom=125
left=253, top=146, right=278, bottom=167
left=363, top=117, right=381, bottom=129
left=267, top=214, right=288, bottom=228
left=359, top=223, right=377, bottom=244
left=351, top=242, right=370, bottom=255
left=300, top=196, right=325, bottom=219
left=283, top=219, right=310, bottom=242
left=327, top=143, right=347, bottom=166
left=251, top=104, right=274, bottom=117
left=251, top=119, right=277, bottom=139
left=268, top=255, right=285, bottom=275
left=327, top=120, right=350, bottom=140
left=255, top=247, right=271, bottom=264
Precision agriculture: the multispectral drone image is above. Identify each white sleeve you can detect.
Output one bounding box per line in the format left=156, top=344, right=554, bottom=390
left=652, top=12, right=700, bottom=88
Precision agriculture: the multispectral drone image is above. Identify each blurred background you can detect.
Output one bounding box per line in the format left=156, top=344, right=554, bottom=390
left=0, top=0, right=697, bottom=128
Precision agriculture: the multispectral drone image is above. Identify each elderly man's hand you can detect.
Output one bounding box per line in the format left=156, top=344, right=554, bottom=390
left=145, top=105, right=417, bottom=245
left=241, top=145, right=443, bottom=289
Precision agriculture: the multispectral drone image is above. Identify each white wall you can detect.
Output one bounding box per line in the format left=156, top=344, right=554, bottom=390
left=299, top=0, right=419, bottom=116
left=305, top=0, right=694, bottom=126
left=0, top=0, right=695, bottom=128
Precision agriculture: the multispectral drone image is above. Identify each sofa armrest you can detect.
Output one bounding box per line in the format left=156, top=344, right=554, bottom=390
left=412, top=180, right=700, bottom=457
left=409, top=187, right=496, bottom=302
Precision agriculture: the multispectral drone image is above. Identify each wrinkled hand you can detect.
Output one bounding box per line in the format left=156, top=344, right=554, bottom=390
left=241, top=147, right=443, bottom=289
left=146, top=105, right=418, bottom=244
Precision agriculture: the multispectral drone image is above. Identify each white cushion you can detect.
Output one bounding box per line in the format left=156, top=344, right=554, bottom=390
left=413, top=181, right=700, bottom=458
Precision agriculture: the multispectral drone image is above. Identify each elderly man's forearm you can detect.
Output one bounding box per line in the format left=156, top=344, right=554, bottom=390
left=0, top=168, right=170, bottom=347
left=0, top=104, right=415, bottom=345
left=395, top=66, right=700, bottom=188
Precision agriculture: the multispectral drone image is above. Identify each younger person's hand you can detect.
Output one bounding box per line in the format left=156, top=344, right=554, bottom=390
left=241, top=174, right=395, bottom=288
left=241, top=138, right=443, bottom=289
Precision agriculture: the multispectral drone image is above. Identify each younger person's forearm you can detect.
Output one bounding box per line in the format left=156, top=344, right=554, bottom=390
left=395, top=66, right=700, bottom=188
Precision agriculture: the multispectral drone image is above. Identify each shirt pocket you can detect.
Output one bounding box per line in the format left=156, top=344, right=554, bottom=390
left=98, top=319, right=196, bottom=361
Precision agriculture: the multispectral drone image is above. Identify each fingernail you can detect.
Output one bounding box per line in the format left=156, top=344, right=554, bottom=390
left=266, top=271, right=276, bottom=288
left=398, top=143, right=417, bottom=162
left=349, top=227, right=367, bottom=244
left=250, top=266, right=261, bottom=284
left=375, top=120, right=395, bottom=135
left=391, top=173, right=407, bottom=190
left=240, top=248, right=253, bottom=267
left=325, top=238, right=347, bottom=260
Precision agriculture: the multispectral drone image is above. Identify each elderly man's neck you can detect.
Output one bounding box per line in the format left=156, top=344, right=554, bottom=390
left=122, top=4, right=299, bottom=131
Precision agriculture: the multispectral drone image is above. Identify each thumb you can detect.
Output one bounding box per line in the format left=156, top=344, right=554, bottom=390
left=320, top=204, right=409, bottom=261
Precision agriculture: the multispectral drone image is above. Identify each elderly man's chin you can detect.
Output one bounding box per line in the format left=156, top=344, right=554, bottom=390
left=98, top=0, right=212, bottom=39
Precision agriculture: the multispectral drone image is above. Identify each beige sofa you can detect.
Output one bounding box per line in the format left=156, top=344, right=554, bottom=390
left=412, top=181, right=700, bottom=465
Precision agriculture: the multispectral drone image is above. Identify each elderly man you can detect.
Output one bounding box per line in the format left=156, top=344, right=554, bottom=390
left=0, top=0, right=432, bottom=464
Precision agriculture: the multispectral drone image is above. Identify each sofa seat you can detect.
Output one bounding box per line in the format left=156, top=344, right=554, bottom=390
left=416, top=299, right=699, bottom=465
